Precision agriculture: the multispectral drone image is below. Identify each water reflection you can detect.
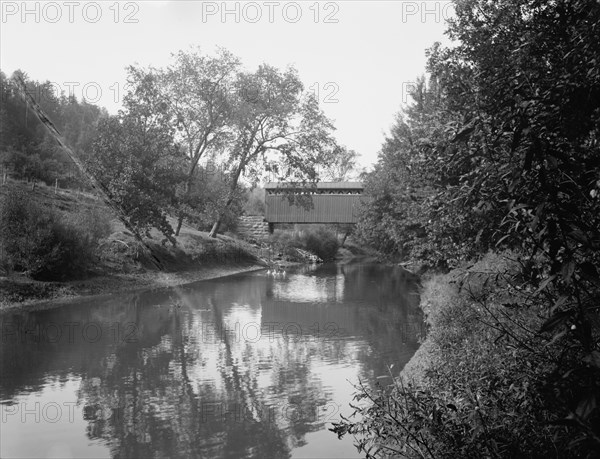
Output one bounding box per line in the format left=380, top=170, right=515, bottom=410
left=0, top=262, right=422, bottom=458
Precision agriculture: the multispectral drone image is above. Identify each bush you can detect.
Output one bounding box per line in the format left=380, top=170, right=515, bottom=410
left=66, top=205, right=113, bottom=245
left=0, top=189, right=102, bottom=280
left=270, top=226, right=340, bottom=262
left=332, top=251, right=600, bottom=457
left=301, top=226, right=339, bottom=261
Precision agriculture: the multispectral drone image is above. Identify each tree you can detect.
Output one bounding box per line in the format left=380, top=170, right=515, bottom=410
left=355, top=76, right=454, bottom=261
left=87, top=104, right=183, bottom=244
left=320, top=145, right=360, bottom=182
left=345, top=0, right=600, bottom=454
left=125, top=48, right=240, bottom=236
left=185, top=164, right=244, bottom=233
left=208, top=64, right=338, bottom=237
left=1, top=70, right=105, bottom=188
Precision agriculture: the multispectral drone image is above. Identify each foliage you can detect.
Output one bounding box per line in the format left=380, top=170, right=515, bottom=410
left=271, top=226, right=339, bottom=261
left=0, top=70, right=105, bottom=188
left=333, top=252, right=600, bottom=457
left=125, top=49, right=342, bottom=238
left=320, top=145, right=360, bottom=181
left=243, top=186, right=265, bottom=216
left=185, top=165, right=243, bottom=233
left=206, top=63, right=339, bottom=237
left=346, top=0, right=600, bottom=455
left=125, top=48, right=240, bottom=235
left=0, top=189, right=107, bottom=280
left=66, top=205, right=113, bottom=245
left=87, top=107, right=183, bottom=244
left=302, top=226, right=340, bottom=261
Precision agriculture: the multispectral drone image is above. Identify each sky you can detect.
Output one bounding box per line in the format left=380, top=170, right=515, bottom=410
left=0, top=0, right=454, bottom=168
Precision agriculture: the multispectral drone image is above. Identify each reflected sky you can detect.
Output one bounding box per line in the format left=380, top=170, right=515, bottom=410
left=0, top=262, right=423, bottom=458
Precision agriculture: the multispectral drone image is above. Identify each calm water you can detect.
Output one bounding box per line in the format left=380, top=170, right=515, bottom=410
left=0, top=262, right=423, bottom=458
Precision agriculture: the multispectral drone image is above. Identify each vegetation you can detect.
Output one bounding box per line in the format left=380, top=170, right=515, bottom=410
left=0, top=46, right=356, bottom=286
left=271, top=226, right=340, bottom=262
left=124, top=47, right=346, bottom=238
left=0, top=70, right=105, bottom=189
left=86, top=97, right=183, bottom=244
left=0, top=179, right=264, bottom=306
left=0, top=188, right=110, bottom=280
left=342, top=0, right=600, bottom=456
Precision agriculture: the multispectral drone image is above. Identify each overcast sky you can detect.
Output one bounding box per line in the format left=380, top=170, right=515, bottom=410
left=1, top=0, right=454, bottom=168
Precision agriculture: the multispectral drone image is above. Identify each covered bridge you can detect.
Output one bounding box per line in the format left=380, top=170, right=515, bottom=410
left=264, top=182, right=364, bottom=224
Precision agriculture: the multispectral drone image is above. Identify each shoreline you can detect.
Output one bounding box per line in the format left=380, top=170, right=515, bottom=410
left=0, top=246, right=376, bottom=314
left=0, top=262, right=265, bottom=313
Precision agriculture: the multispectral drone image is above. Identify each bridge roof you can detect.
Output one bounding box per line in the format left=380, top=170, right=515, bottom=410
left=265, top=181, right=363, bottom=190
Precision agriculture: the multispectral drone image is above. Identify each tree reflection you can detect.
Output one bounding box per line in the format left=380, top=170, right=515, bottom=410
left=0, top=262, right=422, bottom=458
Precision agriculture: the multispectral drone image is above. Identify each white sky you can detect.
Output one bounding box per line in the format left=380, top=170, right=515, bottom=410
left=0, top=0, right=454, bottom=168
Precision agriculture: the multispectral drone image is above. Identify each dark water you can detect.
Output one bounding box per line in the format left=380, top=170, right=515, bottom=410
left=0, top=262, right=423, bottom=458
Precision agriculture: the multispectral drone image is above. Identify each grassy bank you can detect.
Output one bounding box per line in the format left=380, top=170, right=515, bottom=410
left=0, top=180, right=265, bottom=309
left=332, top=251, right=600, bottom=458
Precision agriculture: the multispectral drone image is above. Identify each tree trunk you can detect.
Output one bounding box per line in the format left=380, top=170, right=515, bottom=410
left=175, top=214, right=184, bottom=236
left=208, top=218, right=221, bottom=239
left=208, top=193, right=235, bottom=238
left=174, top=166, right=196, bottom=236
left=208, top=162, right=244, bottom=238
left=341, top=230, right=349, bottom=247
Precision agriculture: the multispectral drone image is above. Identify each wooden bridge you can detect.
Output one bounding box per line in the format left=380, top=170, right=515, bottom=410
left=264, top=182, right=364, bottom=224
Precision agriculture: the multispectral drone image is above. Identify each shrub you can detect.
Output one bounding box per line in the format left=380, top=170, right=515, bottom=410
left=301, top=226, right=339, bottom=261
left=66, top=205, right=113, bottom=246
left=0, top=189, right=101, bottom=280
left=270, top=226, right=340, bottom=261
left=270, top=230, right=303, bottom=260
left=332, top=251, right=600, bottom=457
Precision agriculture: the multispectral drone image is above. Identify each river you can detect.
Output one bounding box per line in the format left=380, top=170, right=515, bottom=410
left=0, top=262, right=423, bottom=458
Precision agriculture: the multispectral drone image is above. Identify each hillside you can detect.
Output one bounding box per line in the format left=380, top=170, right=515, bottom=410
left=0, top=179, right=266, bottom=309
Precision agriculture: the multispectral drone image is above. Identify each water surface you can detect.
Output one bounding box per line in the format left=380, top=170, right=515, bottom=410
left=0, top=262, right=423, bottom=458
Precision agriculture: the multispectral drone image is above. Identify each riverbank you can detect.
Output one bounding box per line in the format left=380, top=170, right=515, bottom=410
left=333, top=251, right=598, bottom=457
left=0, top=262, right=265, bottom=313
left=0, top=180, right=272, bottom=311
left=0, top=181, right=370, bottom=312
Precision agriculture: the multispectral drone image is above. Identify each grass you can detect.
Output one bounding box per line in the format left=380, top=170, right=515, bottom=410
left=0, top=179, right=263, bottom=306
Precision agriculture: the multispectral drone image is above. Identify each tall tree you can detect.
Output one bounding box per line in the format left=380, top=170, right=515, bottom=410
left=207, top=64, right=337, bottom=237
left=320, top=145, right=359, bottom=182
left=348, top=0, right=600, bottom=454
left=87, top=98, right=183, bottom=244
left=126, top=48, right=240, bottom=236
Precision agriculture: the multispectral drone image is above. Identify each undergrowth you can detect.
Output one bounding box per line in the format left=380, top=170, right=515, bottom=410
left=331, top=251, right=600, bottom=458
left=0, top=189, right=111, bottom=280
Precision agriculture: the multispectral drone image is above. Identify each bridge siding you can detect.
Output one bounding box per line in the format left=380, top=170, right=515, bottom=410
left=265, top=195, right=363, bottom=223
